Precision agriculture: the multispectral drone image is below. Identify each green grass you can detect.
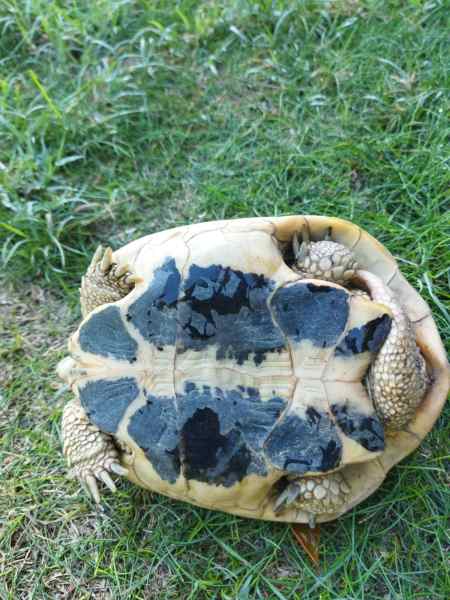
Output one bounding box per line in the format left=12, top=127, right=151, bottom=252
left=1, top=1, right=449, bottom=598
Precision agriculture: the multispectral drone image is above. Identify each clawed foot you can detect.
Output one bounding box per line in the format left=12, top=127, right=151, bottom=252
left=80, top=245, right=141, bottom=317
left=274, top=472, right=350, bottom=521
left=292, top=226, right=358, bottom=285
left=62, top=399, right=129, bottom=503
left=70, top=451, right=129, bottom=505
left=95, top=245, right=140, bottom=290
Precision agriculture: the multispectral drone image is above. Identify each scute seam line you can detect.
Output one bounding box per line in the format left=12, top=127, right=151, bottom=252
left=173, top=236, right=193, bottom=492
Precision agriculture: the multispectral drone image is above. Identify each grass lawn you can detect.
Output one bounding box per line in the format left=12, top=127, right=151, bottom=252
left=1, top=1, right=449, bottom=598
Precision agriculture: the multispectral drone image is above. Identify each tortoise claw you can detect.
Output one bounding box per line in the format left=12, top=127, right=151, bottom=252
left=308, top=513, right=317, bottom=529
left=112, top=263, right=129, bottom=278
left=292, top=233, right=308, bottom=262
left=274, top=482, right=301, bottom=514
left=80, top=245, right=139, bottom=316
left=100, top=247, right=114, bottom=272
left=85, top=474, right=101, bottom=504
left=74, top=460, right=127, bottom=504
left=90, top=244, right=104, bottom=267
left=123, top=273, right=142, bottom=285
left=99, top=470, right=117, bottom=493
left=293, top=224, right=311, bottom=261
left=110, top=462, right=129, bottom=476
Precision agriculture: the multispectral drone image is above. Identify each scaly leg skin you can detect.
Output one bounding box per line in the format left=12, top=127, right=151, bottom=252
left=80, top=245, right=140, bottom=318
left=292, top=226, right=359, bottom=285
left=62, top=398, right=128, bottom=503
left=275, top=472, right=351, bottom=527
left=357, top=270, right=429, bottom=431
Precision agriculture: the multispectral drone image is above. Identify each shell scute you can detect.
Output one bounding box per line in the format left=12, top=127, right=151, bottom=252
left=79, top=305, right=138, bottom=362
left=271, top=282, right=349, bottom=347
left=331, top=403, right=385, bottom=453
left=79, top=377, right=139, bottom=434
left=178, top=383, right=285, bottom=486
left=335, top=313, right=392, bottom=356
left=264, top=407, right=343, bottom=474
left=127, top=391, right=180, bottom=484
left=126, top=381, right=287, bottom=487
left=178, top=263, right=285, bottom=365
left=126, top=257, right=180, bottom=349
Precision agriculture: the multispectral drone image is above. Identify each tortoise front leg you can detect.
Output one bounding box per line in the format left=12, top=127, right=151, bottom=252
left=274, top=473, right=351, bottom=525
left=80, top=245, right=140, bottom=317
left=62, top=398, right=128, bottom=503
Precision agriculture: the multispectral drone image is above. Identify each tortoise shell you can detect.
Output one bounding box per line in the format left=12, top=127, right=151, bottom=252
left=68, top=216, right=449, bottom=523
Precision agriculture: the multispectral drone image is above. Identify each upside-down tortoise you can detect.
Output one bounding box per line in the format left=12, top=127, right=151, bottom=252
left=58, top=215, right=449, bottom=525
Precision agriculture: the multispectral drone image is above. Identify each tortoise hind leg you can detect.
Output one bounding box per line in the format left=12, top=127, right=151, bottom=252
left=357, top=270, right=429, bottom=430
left=62, top=398, right=128, bottom=503
left=274, top=472, right=351, bottom=524
left=292, top=226, right=358, bottom=285
left=80, top=245, right=140, bottom=317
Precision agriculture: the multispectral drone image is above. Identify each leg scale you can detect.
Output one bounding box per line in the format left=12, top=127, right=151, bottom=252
left=275, top=472, right=350, bottom=516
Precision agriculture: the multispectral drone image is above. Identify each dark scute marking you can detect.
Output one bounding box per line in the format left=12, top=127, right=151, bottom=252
left=79, top=377, right=139, bottom=434
left=335, top=314, right=392, bottom=356
left=128, top=393, right=180, bottom=483
left=181, top=407, right=252, bottom=486
left=182, top=408, right=224, bottom=471
left=179, top=383, right=286, bottom=486
left=178, top=264, right=285, bottom=365
left=127, top=382, right=287, bottom=487
left=271, top=282, right=349, bottom=347
left=306, top=406, right=321, bottom=425
left=79, top=305, right=138, bottom=361
left=264, top=410, right=342, bottom=474
left=331, top=403, right=385, bottom=452
left=127, top=257, right=180, bottom=348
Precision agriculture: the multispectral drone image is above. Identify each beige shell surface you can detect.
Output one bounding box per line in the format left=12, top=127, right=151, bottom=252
left=92, top=215, right=449, bottom=523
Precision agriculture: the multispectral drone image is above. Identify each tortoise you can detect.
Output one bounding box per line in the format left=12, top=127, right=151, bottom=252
left=57, top=215, right=449, bottom=525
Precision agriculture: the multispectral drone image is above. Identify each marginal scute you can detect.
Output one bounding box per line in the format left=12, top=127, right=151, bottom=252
left=388, top=269, right=432, bottom=323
